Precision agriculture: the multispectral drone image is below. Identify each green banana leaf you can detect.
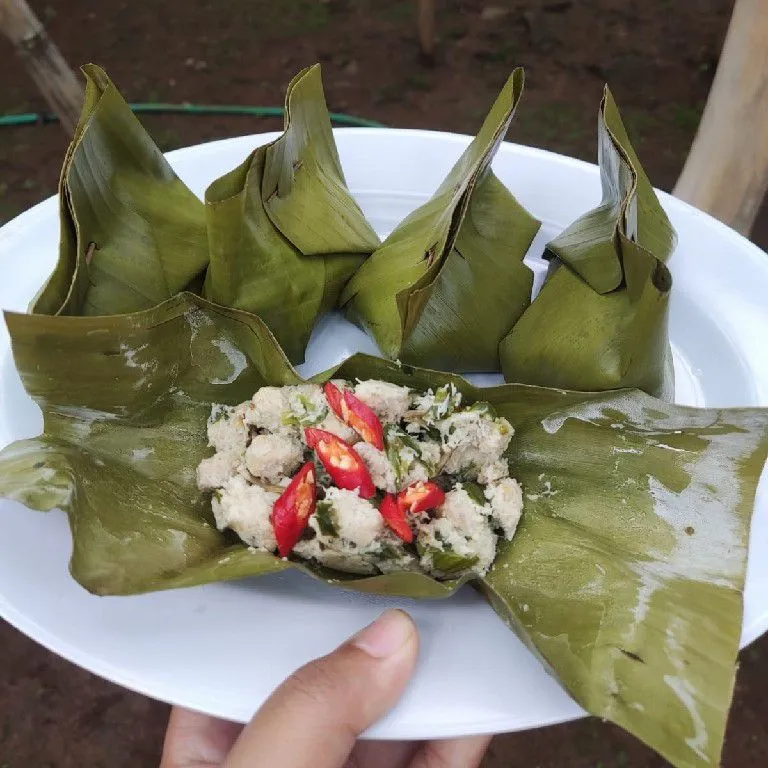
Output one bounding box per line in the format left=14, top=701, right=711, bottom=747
left=340, top=68, right=541, bottom=371
left=33, top=65, right=209, bottom=317
left=1, top=296, right=767, bottom=768
left=203, top=64, right=380, bottom=363
left=499, top=87, right=678, bottom=398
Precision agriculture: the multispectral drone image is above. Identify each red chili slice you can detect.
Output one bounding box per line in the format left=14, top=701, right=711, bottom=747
left=271, top=461, right=317, bottom=557
left=380, top=493, right=414, bottom=543
left=305, top=427, right=376, bottom=499
left=323, top=381, right=345, bottom=418
left=323, top=381, right=385, bottom=450
left=397, top=481, right=445, bottom=515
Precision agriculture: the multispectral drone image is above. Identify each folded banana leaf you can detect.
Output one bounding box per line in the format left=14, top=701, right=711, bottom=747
left=340, top=68, right=541, bottom=371
left=33, top=65, right=209, bottom=317
left=499, top=87, right=678, bottom=398
left=1, top=296, right=766, bottom=768
left=203, top=64, right=380, bottom=363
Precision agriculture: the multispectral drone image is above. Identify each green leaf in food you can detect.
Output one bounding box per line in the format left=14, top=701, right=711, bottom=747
left=429, top=548, right=480, bottom=575
left=384, top=423, right=422, bottom=485
left=340, top=68, right=541, bottom=372
left=460, top=481, right=487, bottom=508
left=33, top=65, right=209, bottom=317
left=499, top=87, right=677, bottom=398
left=203, top=64, right=379, bottom=363
left=1, top=288, right=767, bottom=768
left=314, top=500, right=338, bottom=537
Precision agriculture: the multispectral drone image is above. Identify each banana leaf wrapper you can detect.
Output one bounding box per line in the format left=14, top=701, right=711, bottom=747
left=203, top=64, right=380, bottom=363
left=1, top=298, right=767, bottom=768
left=340, top=68, right=541, bottom=372
left=33, top=65, right=209, bottom=317
left=499, top=87, right=678, bottom=398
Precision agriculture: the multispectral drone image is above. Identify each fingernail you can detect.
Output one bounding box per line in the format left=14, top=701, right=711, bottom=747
left=352, top=609, right=415, bottom=659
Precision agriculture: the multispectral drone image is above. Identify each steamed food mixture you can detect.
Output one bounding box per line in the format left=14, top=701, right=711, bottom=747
left=197, top=380, right=523, bottom=578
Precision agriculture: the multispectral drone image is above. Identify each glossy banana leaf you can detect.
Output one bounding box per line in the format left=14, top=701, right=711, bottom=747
left=33, top=65, right=209, bottom=317
left=1, top=298, right=767, bottom=768
left=340, top=68, right=540, bottom=371
left=499, top=87, right=678, bottom=398
left=203, top=64, right=380, bottom=363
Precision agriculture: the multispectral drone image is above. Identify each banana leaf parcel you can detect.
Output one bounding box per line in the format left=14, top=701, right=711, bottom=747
left=340, top=68, right=541, bottom=372
left=32, top=63, right=379, bottom=366
left=33, top=65, right=210, bottom=317
left=499, top=87, right=678, bottom=398
left=203, top=64, right=380, bottom=363
left=1, top=296, right=766, bottom=768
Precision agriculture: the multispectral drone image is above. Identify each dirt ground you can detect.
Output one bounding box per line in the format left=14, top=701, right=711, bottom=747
left=1, top=1, right=767, bottom=766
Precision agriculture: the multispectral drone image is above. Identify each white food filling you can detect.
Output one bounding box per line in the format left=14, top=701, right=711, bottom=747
left=244, top=433, right=304, bottom=484
left=198, top=379, right=524, bottom=579
left=439, top=410, right=513, bottom=478
left=354, top=379, right=412, bottom=423
left=417, top=487, right=497, bottom=577
left=212, top=475, right=278, bottom=552
left=485, top=477, right=524, bottom=539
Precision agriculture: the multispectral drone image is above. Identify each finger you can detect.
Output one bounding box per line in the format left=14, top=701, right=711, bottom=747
left=160, top=706, right=243, bottom=768
left=224, top=609, right=419, bottom=768
left=344, top=740, right=418, bottom=768
left=409, top=735, right=493, bottom=768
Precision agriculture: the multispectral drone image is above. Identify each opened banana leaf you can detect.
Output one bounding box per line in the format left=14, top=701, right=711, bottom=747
left=1, top=297, right=766, bottom=768
left=499, top=87, right=677, bottom=398
left=33, top=65, right=209, bottom=317
left=340, top=68, right=540, bottom=371
left=203, top=64, right=380, bottom=363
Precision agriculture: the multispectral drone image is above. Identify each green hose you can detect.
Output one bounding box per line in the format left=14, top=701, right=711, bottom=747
left=0, top=103, right=384, bottom=128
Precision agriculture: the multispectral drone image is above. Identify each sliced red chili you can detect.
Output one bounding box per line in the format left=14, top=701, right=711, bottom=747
left=323, top=381, right=345, bottom=418
left=323, top=381, right=385, bottom=450
left=271, top=461, right=317, bottom=557
left=305, top=427, right=376, bottom=499
left=397, top=481, right=445, bottom=515
left=380, top=493, right=413, bottom=543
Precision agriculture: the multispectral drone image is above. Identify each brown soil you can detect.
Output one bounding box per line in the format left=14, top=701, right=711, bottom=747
left=1, top=1, right=766, bottom=766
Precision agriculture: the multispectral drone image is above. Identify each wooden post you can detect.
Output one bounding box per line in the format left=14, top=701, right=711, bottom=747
left=673, top=0, right=768, bottom=236
left=0, top=0, right=83, bottom=135
left=417, top=0, right=436, bottom=64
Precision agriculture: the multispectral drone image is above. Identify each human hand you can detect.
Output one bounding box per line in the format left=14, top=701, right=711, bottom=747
left=160, top=608, right=491, bottom=768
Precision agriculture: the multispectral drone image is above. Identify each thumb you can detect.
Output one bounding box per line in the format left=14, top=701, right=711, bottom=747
left=225, top=608, right=419, bottom=768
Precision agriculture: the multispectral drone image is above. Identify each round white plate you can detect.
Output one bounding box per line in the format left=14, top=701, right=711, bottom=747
left=1, top=129, right=767, bottom=740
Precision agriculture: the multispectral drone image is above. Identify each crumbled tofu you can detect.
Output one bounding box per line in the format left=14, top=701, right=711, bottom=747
left=293, top=488, right=386, bottom=574
left=418, top=487, right=497, bottom=577
left=197, top=451, right=241, bottom=491
left=411, top=383, right=462, bottom=423
left=244, top=387, right=289, bottom=433
left=477, top=459, right=509, bottom=485
left=355, top=441, right=397, bottom=493
left=284, top=385, right=329, bottom=426
left=198, top=379, right=524, bottom=581
left=244, top=433, right=304, bottom=483
left=207, top=403, right=249, bottom=454
left=285, top=384, right=360, bottom=443
left=439, top=410, right=513, bottom=478
left=384, top=424, right=437, bottom=490
left=319, top=487, right=384, bottom=549
left=211, top=475, right=278, bottom=552
left=354, top=379, right=412, bottom=423
left=485, top=477, right=524, bottom=539
left=417, top=440, right=442, bottom=472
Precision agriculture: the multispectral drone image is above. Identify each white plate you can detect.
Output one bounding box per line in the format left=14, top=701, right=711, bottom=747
left=1, top=129, right=767, bottom=740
